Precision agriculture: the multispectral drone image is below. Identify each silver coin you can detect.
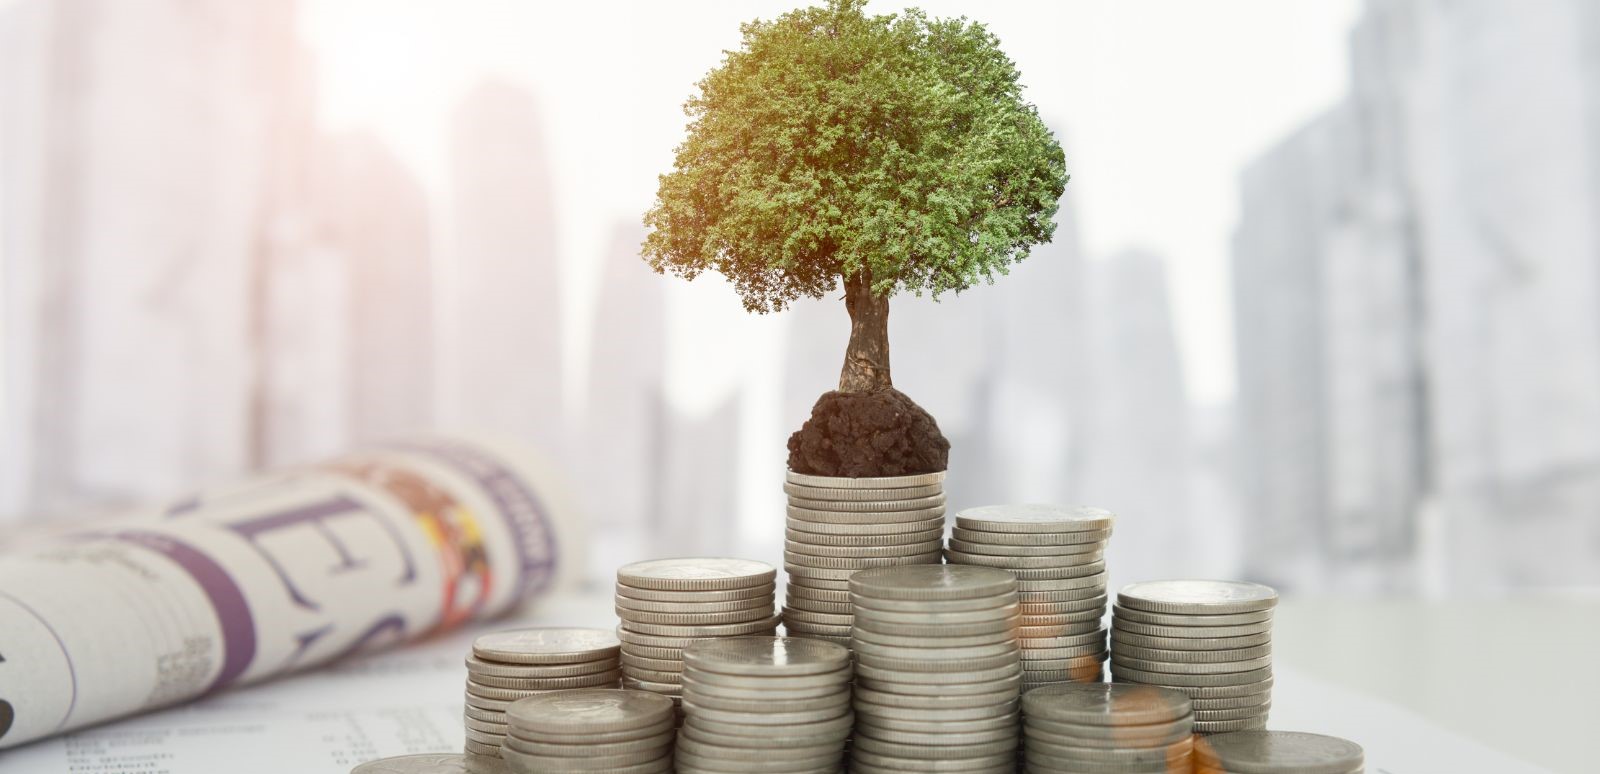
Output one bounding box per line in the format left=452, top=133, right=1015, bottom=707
left=1195, top=730, right=1361, bottom=773
left=1016, top=642, right=1106, bottom=661
left=1193, top=702, right=1272, bottom=722
left=682, top=700, right=852, bottom=726
left=619, top=613, right=783, bottom=637
left=620, top=653, right=683, bottom=672
left=855, top=661, right=1020, bottom=687
left=853, top=603, right=1018, bottom=625
left=682, top=708, right=854, bottom=739
left=466, top=672, right=622, bottom=700
left=467, top=670, right=624, bottom=690
left=783, top=596, right=853, bottom=615
left=681, top=674, right=845, bottom=701
left=682, top=635, right=850, bottom=676
left=856, top=711, right=1018, bottom=735
left=506, top=688, right=675, bottom=734
left=944, top=549, right=1106, bottom=569
left=680, top=687, right=849, bottom=714
left=785, top=470, right=946, bottom=488
left=1110, top=663, right=1273, bottom=687
left=853, top=626, right=1015, bottom=649
left=783, top=620, right=854, bottom=637
left=1022, top=682, right=1190, bottom=725
left=1111, top=603, right=1273, bottom=627
left=501, top=742, right=670, bottom=769
left=1018, top=609, right=1107, bottom=626
left=617, top=606, right=776, bottom=626
left=783, top=481, right=943, bottom=500
left=1191, top=691, right=1273, bottom=711
left=1112, top=642, right=1271, bottom=663
left=1146, top=676, right=1276, bottom=700
left=460, top=739, right=501, bottom=757
left=857, top=650, right=1020, bottom=674
left=950, top=527, right=1110, bottom=546
left=787, top=515, right=946, bottom=536
left=852, top=733, right=1016, bottom=759
left=678, top=717, right=851, bottom=748
left=620, top=664, right=683, bottom=684
left=786, top=504, right=946, bottom=524
left=849, top=565, right=1018, bottom=601
left=1017, top=630, right=1107, bottom=649
left=615, top=595, right=773, bottom=614
left=785, top=550, right=944, bottom=569
left=1117, top=580, right=1278, bottom=615
left=614, top=582, right=775, bottom=602
left=851, top=640, right=1020, bottom=663
left=1024, top=735, right=1191, bottom=765
left=785, top=583, right=853, bottom=602
left=506, top=732, right=671, bottom=757
left=955, top=504, right=1115, bottom=534
left=854, top=595, right=1019, bottom=614
left=788, top=493, right=947, bottom=512
left=785, top=539, right=945, bottom=559
left=785, top=527, right=945, bottom=547
left=1111, top=629, right=1272, bottom=650
left=855, top=722, right=1019, bottom=747
left=673, top=734, right=842, bottom=764
left=1017, top=585, right=1109, bottom=603
left=852, top=684, right=1018, bottom=710
left=1113, top=618, right=1272, bottom=639
left=465, top=655, right=618, bottom=678
left=945, top=538, right=1105, bottom=557
left=685, top=665, right=851, bottom=691
left=352, top=753, right=474, bottom=773
left=1110, top=653, right=1273, bottom=675
left=1008, top=561, right=1108, bottom=580
left=783, top=607, right=853, bottom=626
left=617, top=557, right=776, bottom=591
left=1017, top=620, right=1103, bottom=638
left=472, top=628, right=620, bottom=665
left=853, top=696, right=1020, bottom=722
left=1023, top=718, right=1190, bottom=748
left=851, top=747, right=1014, bottom=771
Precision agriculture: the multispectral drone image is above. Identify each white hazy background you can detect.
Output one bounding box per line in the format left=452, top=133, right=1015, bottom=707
left=3, top=0, right=1598, bottom=595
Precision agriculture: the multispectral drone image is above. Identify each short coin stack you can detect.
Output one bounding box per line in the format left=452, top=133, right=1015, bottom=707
left=1195, top=730, right=1365, bottom=774
left=848, top=564, right=1023, bottom=773
left=782, top=470, right=947, bottom=646
left=675, top=636, right=853, bottom=773
left=463, top=628, right=621, bottom=767
left=615, top=557, right=780, bottom=703
left=501, top=689, right=676, bottom=774
left=1021, top=682, right=1196, bottom=774
left=1111, top=579, right=1278, bottom=734
left=946, top=504, right=1114, bottom=690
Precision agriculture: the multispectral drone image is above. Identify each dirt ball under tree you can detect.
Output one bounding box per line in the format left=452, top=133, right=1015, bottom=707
left=787, top=388, right=950, bottom=478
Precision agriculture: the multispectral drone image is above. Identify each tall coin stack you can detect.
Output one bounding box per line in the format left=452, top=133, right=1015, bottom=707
left=945, top=504, right=1113, bottom=690
left=848, top=565, right=1023, bottom=773
left=674, top=636, right=854, bottom=773
left=1021, top=682, right=1196, bottom=774
left=614, top=557, right=780, bottom=703
left=1110, top=579, right=1278, bottom=734
left=463, top=628, right=622, bottom=767
left=501, top=689, right=676, bottom=774
left=1196, top=730, right=1366, bottom=774
left=782, top=470, right=947, bottom=646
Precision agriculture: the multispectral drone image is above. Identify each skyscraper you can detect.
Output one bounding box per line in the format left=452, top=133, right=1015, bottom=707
left=444, top=79, right=563, bottom=451
left=0, top=0, right=302, bottom=515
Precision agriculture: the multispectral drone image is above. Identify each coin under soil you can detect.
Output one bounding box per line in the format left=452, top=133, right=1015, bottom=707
left=785, top=469, right=946, bottom=488
left=787, top=492, right=947, bottom=512
left=783, top=596, right=853, bottom=615
left=1018, top=586, right=1110, bottom=604
left=506, top=688, right=676, bottom=735
left=473, top=628, right=621, bottom=665
left=466, top=655, right=619, bottom=678
left=853, top=697, right=1020, bottom=723
left=853, top=602, right=1018, bottom=625
left=1019, top=608, right=1108, bottom=626
left=1024, top=737, right=1191, bottom=767
left=950, top=527, right=1110, bottom=546
left=1017, top=630, right=1107, bottom=650
left=784, top=527, right=945, bottom=548
left=1193, top=703, right=1272, bottom=722
left=852, top=684, right=1018, bottom=711
left=857, top=650, right=1021, bottom=675
left=1110, top=664, right=1273, bottom=688
left=853, top=626, right=1016, bottom=650
left=785, top=504, right=947, bottom=524
left=618, top=557, right=777, bottom=592
left=955, top=504, right=1115, bottom=534
left=468, top=670, right=626, bottom=690
left=849, top=564, right=1018, bottom=601
left=785, top=581, right=853, bottom=601
left=1017, top=573, right=1111, bottom=593
left=1117, top=580, right=1278, bottom=616
left=1112, top=619, right=1272, bottom=639
left=467, top=672, right=625, bottom=700
left=1023, top=682, right=1190, bottom=726
left=615, top=594, right=774, bottom=614
left=852, top=747, right=1014, bottom=772
left=785, top=550, right=945, bottom=570
left=783, top=621, right=855, bottom=638
left=852, top=733, right=1016, bottom=760
left=1111, top=604, right=1273, bottom=627
left=1195, top=730, right=1363, bottom=773
left=787, top=515, right=945, bottom=537
left=614, top=582, right=776, bottom=603
left=1191, top=691, right=1272, bottom=711
left=945, top=539, right=1106, bottom=557
left=673, top=734, right=843, bottom=765
left=1009, top=562, right=1109, bottom=580
left=1193, top=717, right=1270, bottom=734
left=616, top=606, right=777, bottom=626
left=1150, top=677, right=1275, bottom=700
left=1111, top=629, right=1272, bottom=651
left=1016, top=641, right=1106, bottom=661
left=783, top=480, right=943, bottom=499
left=944, top=550, right=1106, bottom=569
left=501, top=744, right=671, bottom=772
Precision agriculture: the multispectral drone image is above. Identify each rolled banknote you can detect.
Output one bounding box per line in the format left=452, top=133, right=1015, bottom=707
left=0, top=436, right=581, bottom=749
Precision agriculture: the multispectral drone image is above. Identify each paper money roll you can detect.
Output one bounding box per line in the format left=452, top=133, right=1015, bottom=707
left=0, top=437, right=581, bottom=749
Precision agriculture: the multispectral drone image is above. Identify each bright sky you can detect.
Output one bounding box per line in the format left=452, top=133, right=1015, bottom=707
left=301, top=0, right=1361, bottom=407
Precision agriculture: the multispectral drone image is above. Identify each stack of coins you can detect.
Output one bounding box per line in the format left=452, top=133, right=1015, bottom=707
left=500, top=689, right=676, bottom=774
left=848, top=564, right=1023, bottom=773
left=674, top=636, right=853, bottom=773
left=782, top=470, right=947, bottom=646
left=1110, top=579, right=1277, bottom=734
left=1196, top=730, right=1365, bottom=774
left=945, top=504, right=1114, bottom=690
left=614, top=557, right=780, bottom=702
left=351, top=753, right=474, bottom=774
left=463, top=628, right=621, bottom=766
left=1021, top=682, right=1196, bottom=774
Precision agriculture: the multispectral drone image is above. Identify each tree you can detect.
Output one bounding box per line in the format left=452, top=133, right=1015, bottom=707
left=644, top=0, right=1068, bottom=394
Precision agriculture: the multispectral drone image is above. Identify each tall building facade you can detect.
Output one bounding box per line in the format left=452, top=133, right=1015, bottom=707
left=1234, top=0, right=1600, bottom=590
left=444, top=80, right=564, bottom=451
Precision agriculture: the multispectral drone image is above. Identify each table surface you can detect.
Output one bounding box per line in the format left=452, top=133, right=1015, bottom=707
left=1273, top=594, right=1597, bottom=774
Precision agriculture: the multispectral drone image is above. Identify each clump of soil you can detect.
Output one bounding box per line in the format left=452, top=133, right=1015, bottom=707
left=787, top=388, right=949, bottom=477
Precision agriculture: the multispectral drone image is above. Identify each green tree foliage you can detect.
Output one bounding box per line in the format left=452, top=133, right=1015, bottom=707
left=643, top=0, right=1068, bottom=314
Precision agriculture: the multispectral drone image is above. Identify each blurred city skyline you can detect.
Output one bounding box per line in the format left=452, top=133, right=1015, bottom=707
left=2, top=0, right=1596, bottom=594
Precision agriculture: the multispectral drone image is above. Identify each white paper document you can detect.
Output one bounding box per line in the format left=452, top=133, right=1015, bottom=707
left=0, top=594, right=1552, bottom=774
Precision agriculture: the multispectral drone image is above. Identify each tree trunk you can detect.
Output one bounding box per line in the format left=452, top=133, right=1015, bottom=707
left=840, top=270, right=892, bottom=392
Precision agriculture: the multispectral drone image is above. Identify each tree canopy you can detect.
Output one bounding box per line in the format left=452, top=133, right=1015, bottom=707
left=643, top=0, right=1068, bottom=314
